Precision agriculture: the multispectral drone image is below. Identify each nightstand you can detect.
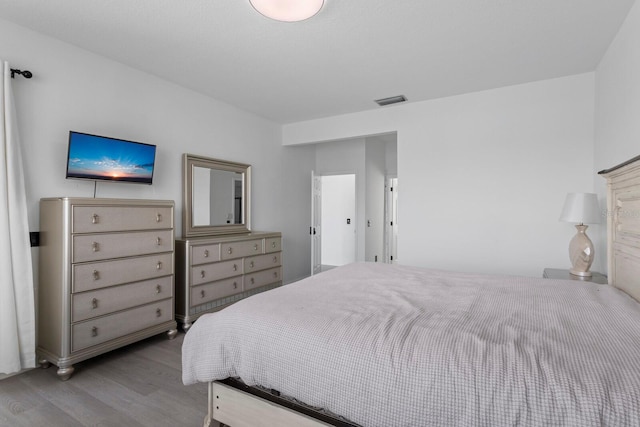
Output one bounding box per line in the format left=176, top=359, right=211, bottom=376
left=542, top=268, right=608, bottom=284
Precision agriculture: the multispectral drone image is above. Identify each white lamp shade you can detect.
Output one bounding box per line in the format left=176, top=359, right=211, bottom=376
left=250, top=0, right=324, bottom=22
left=559, top=193, right=601, bottom=224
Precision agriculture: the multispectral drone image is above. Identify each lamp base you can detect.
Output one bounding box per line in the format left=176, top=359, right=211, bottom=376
left=569, top=268, right=593, bottom=278
left=568, top=224, right=595, bottom=277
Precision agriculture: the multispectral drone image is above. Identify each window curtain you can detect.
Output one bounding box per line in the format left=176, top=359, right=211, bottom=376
left=0, top=60, right=36, bottom=374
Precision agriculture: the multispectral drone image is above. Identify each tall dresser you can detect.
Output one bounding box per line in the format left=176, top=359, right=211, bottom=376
left=38, top=197, right=178, bottom=380
left=175, top=231, right=282, bottom=330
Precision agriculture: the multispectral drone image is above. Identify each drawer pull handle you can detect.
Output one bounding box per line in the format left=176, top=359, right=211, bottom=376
left=200, top=270, right=205, bottom=278
left=156, top=213, right=162, bottom=223
left=233, top=264, right=238, bottom=272
left=156, top=261, right=163, bottom=270
left=91, top=213, right=99, bottom=224
left=200, top=290, right=205, bottom=298
left=91, top=326, right=98, bottom=337
left=91, top=298, right=98, bottom=309
left=204, top=249, right=209, bottom=258
left=156, top=237, right=162, bottom=246
left=274, top=271, right=278, bottom=278
left=156, top=284, right=162, bottom=294
left=92, top=241, right=100, bottom=252
left=249, top=261, right=254, bottom=269
left=233, top=282, right=238, bottom=289
left=156, top=308, right=162, bottom=317
left=273, top=256, right=278, bottom=263
left=227, top=247, right=233, bottom=255
left=272, top=242, right=277, bottom=248
left=253, top=244, right=259, bottom=251
left=93, top=270, right=100, bottom=281
left=250, top=278, right=255, bottom=285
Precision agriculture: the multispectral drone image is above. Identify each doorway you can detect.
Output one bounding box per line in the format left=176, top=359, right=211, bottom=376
left=311, top=173, right=357, bottom=274
left=309, top=132, right=397, bottom=274
left=233, top=178, right=242, bottom=224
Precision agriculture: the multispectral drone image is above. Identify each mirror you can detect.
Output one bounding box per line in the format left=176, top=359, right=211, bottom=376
left=183, top=153, right=251, bottom=237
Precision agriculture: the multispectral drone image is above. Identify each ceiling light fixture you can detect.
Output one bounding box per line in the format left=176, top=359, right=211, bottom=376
left=250, top=0, right=324, bottom=22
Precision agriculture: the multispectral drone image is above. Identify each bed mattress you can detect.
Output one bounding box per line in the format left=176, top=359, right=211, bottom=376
left=182, top=262, right=640, bottom=426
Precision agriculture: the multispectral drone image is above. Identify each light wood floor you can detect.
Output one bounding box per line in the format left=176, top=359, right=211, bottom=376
left=0, top=332, right=208, bottom=427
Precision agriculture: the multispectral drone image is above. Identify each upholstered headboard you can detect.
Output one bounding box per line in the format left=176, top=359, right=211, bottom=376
left=599, top=155, right=640, bottom=302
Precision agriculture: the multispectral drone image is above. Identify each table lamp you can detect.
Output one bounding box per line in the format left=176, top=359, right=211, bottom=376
left=559, top=192, right=601, bottom=277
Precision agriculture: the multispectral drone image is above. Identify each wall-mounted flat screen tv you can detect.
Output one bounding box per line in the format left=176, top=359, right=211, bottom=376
left=66, top=131, right=156, bottom=184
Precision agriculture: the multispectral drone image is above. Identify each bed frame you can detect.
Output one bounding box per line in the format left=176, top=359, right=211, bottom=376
left=201, top=155, right=640, bottom=427
left=204, top=379, right=358, bottom=427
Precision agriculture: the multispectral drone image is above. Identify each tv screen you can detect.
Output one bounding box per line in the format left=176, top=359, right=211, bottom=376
left=66, top=131, right=156, bottom=185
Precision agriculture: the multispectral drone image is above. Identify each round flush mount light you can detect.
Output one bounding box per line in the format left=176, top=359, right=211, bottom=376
left=249, top=0, right=324, bottom=22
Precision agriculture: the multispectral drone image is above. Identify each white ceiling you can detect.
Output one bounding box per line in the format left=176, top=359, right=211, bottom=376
left=0, top=0, right=635, bottom=124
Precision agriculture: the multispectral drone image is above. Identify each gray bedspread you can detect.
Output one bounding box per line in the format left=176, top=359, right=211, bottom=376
left=182, top=263, right=640, bottom=426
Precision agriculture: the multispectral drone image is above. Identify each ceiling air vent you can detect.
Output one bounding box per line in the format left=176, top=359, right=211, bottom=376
left=375, top=95, right=407, bottom=107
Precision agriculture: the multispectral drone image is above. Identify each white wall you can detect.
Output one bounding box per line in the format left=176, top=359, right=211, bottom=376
left=365, top=138, right=385, bottom=262
left=279, top=144, right=315, bottom=282
left=594, top=0, right=640, bottom=274
left=192, top=166, right=210, bottom=225
left=285, top=74, right=597, bottom=277
left=0, top=17, right=314, bottom=284
left=385, top=138, right=398, bottom=177
left=209, top=169, right=234, bottom=224
left=315, top=139, right=366, bottom=261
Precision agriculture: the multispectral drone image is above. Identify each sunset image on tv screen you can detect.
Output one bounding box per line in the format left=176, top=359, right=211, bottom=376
left=66, top=132, right=156, bottom=184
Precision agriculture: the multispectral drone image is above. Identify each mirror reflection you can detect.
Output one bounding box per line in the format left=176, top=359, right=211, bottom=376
left=192, top=167, right=244, bottom=226
left=183, top=153, right=251, bottom=237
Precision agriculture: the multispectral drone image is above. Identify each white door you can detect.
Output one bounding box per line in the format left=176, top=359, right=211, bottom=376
left=310, top=171, right=322, bottom=275
left=320, top=174, right=356, bottom=267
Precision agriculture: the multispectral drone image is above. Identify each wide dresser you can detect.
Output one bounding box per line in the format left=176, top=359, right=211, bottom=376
left=38, top=197, right=178, bottom=380
left=175, top=231, right=282, bottom=330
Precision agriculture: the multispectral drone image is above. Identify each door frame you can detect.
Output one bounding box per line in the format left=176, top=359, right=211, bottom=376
left=310, top=171, right=322, bottom=275
left=383, top=176, right=398, bottom=264
left=311, top=171, right=358, bottom=274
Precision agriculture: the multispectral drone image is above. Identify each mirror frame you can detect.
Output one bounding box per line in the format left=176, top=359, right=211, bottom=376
left=182, top=153, right=252, bottom=237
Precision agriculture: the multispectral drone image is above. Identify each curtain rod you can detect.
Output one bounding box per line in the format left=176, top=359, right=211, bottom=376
left=10, top=69, right=33, bottom=79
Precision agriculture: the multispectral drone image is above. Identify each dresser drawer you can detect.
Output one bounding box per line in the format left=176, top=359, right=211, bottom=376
left=220, top=239, right=263, bottom=260
left=265, top=237, right=281, bottom=253
left=245, top=252, right=281, bottom=273
left=245, top=267, right=282, bottom=291
left=191, top=259, right=242, bottom=286
left=72, top=276, right=173, bottom=322
left=71, top=299, right=173, bottom=352
left=191, top=276, right=242, bottom=306
left=191, top=243, right=221, bottom=265
left=72, top=205, right=173, bottom=233
left=73, top=229, right=174, bottom=263
left=73, top=253, right=174, bottom=293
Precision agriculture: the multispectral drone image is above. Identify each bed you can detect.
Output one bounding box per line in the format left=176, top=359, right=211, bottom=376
left=182, top=155, right=640, bottom=427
